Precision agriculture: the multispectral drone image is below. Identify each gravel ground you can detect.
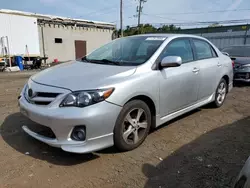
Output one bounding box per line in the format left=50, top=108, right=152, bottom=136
left=0, top=72, right=250, bottom=188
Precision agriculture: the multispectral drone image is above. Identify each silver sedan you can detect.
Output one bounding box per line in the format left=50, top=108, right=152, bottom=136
left=19, top=34, right=233, bottom=153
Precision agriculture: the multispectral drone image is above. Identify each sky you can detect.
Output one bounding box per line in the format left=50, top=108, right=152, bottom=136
left=1, top=0, right=250, bottom=28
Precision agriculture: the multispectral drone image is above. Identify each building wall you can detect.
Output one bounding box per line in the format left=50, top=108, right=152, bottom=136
left=38, top=24, right=113, bottom=63
left=0, top=13, right=40, bottom=56
left=200, top=30, right=250, bottom=49
left=177, top=25, right=250, bottom=50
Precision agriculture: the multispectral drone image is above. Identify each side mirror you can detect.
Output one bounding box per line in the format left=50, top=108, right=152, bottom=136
left=222, top=52, right=229, bottom=56
left=161, top=56, right=182, bottom=68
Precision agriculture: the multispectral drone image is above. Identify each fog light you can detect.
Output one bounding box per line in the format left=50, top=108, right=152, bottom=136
left=71, top=126, right=86, bottom=141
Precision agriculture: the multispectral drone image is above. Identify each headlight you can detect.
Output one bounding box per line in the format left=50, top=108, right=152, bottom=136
left=60, top=88, right=114, bottom=108
left=22, top=84, right=28, bottom=98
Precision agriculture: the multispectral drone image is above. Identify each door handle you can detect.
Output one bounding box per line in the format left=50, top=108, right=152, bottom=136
left=192, top=67, right=200, bottom=73
left=217, top=62, right=222, bottom=67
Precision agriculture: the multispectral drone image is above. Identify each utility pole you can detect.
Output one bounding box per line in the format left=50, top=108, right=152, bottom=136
left=136, top=0, right=147, bottom=33
left=120, top=0, right=123, bottom=37
left=137, top=0, right=142, bottom=27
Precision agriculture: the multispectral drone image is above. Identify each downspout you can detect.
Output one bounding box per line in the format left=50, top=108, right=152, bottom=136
left=41, top=25, right=46, bottom=64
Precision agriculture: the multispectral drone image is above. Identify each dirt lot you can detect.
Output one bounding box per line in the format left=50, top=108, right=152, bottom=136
left=0, top=72, right=250, bottom=188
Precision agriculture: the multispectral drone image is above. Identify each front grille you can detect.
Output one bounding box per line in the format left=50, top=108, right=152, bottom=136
left=234, top=73, right=249, bottom=79
left=34, top=101, right=51, bottom=105
left=234, top=63, right=241, bottom=69
left=36, top=92, right=60, bottom=98
left=27, top=124, right=56, bottom=139
left=25, top=89, right=61, bottom=106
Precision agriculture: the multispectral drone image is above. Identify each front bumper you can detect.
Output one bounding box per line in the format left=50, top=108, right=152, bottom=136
left=234, top=71, right=250, bottom=82
left=234, top=78, right=250, bottom=82
left=19, top=95, right=122, bottom=153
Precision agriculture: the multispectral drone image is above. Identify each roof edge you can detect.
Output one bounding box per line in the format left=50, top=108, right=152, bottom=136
left=0, top=9, right=116, bottom=28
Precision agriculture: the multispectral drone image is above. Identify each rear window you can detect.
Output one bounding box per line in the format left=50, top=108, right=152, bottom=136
left=222, top=46, right=250, bottom=57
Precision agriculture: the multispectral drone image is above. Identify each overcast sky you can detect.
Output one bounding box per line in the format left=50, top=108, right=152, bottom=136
left=1, top=0, right=250, bottom=27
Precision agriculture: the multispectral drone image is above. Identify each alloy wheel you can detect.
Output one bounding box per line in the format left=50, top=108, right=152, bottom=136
left=217, top=82, right=226, bottom=104
left=122, top=108, right=148, bottom=145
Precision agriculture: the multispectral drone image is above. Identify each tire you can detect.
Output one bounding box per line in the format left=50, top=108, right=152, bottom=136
left=212, top=78, right=227, bottom=108
left=114, top=100, right=151, bottom=152
left=234, top=177, right=247, bottom=188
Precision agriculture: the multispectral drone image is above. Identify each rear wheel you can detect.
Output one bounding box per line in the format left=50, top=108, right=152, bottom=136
left=212, top=78, right=227, bottom=108
left=114, top=100, right=151, bottom=151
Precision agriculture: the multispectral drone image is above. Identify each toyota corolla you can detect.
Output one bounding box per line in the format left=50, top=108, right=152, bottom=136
left=19, top=34, right=233, bottom=153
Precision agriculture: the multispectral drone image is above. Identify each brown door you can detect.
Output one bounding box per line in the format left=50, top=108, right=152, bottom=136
left=75, top=40, right=87, bottom=59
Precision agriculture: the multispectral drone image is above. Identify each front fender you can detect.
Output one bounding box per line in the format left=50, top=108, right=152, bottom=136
left=106, top=71, right=160, bottom=115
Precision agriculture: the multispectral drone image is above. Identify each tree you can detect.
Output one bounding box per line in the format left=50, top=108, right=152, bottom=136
left=157, top=24, right=181, bottom=33
left=113, top=24, right=181, bottom=38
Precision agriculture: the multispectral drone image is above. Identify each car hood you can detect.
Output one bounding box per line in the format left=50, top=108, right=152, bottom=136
left=232, top=56, right=250, bottom=65
left=31, top=61, right=137, bottom=91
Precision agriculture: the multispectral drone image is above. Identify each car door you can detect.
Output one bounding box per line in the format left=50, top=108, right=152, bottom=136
left=159, top=38, right=200, bottom=117
left=192, top=38, right=221, bottom=101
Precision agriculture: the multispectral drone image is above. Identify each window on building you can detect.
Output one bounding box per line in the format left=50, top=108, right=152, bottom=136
left=55, top=38, right=63, bottom=43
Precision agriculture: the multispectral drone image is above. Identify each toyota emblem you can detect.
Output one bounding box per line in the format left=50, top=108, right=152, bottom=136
left=28, top=88, right=36, bottom=98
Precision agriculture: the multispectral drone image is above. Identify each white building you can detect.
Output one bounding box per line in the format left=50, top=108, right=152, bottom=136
left=0, top=9, right=116, bottom=63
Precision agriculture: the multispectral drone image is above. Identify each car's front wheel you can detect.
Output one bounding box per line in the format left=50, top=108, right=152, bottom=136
left=114, top=100, right=151, bottom=151
left=212, top=78, right=228, bottom=108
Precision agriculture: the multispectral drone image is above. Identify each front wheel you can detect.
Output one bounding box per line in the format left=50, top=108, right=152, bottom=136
left=114, top=100, right=151, bottom=152
left=212, top=78, right=227, bottom=108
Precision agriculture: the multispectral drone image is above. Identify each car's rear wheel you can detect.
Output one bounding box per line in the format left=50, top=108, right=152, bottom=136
left=212, top=78, right=227, bottom=108
left=114, top=100, right=151, bottom=151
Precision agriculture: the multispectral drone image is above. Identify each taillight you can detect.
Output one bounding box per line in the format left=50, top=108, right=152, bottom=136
left=232, top=60, right=235, bottom=68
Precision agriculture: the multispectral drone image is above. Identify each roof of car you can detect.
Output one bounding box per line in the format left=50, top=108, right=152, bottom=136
left=130, top=33, right=206, bottom=39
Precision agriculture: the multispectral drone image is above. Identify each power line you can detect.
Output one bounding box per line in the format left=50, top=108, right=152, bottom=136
left=79, top=5, right=118, bottom=17
left=79, top=2, right=135, bottom=18
left=110, top=16, right=135, bottom=24
left=141, top=9, right=250, bottom=26
left=142, top=13, right=195, bottom=22
left=134, top=19, right=250, bottom=27
left=95, top=3, right=134, bottom=17
left=147, top=8, right=250, bottom=16
left=111, top=12, right=250, bottom=28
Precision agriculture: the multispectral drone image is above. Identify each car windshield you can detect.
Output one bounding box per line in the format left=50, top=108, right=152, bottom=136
left=83, top=36, right=166, bottom=66
left=222, top=46, right=250, bottom=57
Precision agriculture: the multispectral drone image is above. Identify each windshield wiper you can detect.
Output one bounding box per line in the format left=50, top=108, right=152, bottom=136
left=81, top=56, right=92, bottom=63
left=81, top=57, right=121, bottom=65
left=100, top=59, right=120, bottom=65
left=86, top=59, right=121, bottom=65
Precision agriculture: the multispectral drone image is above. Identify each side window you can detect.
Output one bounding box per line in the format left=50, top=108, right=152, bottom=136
left=193, top=39, right=213, bottom=60
left=160, top=39, right=194, bottom=63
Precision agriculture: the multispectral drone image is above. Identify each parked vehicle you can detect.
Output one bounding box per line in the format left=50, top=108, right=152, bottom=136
left=221, top=45, right=250, bottom=83
left=18, top=34, right=233, bottom=153
left=234, top=156, right=250, bottom=188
